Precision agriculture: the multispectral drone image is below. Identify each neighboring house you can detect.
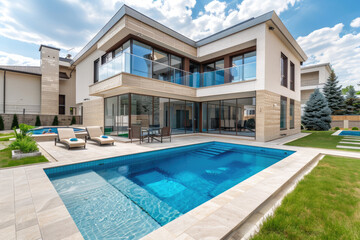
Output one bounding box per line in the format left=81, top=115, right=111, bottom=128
left=0, top=5, right=308, bottom=141
left=0, top=45, right=77, bottom=116
left=300, top=63, right=331, bottom=114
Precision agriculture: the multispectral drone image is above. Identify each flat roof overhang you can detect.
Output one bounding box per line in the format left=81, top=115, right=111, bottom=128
left=89, top=73, right=256, bottom=101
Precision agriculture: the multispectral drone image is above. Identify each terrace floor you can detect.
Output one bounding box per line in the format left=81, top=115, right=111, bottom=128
left=1, top=134, right=359, bottom=240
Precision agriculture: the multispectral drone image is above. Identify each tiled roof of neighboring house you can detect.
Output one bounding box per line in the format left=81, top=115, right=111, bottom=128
left=0, top=65, right=41, bottom=76
left=72, top=4, right=307, bottom=64
left=59, top=71, right=70, bottom=79
left=59, top=57, right=72, bottom=63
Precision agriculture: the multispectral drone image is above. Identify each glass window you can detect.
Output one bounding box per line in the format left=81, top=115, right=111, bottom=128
left=190, top=61, right=200, bottom=87
left=123, top=40, right=131, bottom=73
left=131, top=40, right=153, bottom=78
left=154, top=97, right=169, bottom=128
left=94, top=59, right=99, bottom=83
left=290, top=99, right=295, bottom=129
left=114, top=46, right=123, bottom=57
left=244, top=51, right=256, bottom=80
left=131, top=94, right=153, bottom=128
left=170, top=55, right=183, bottom=84
left=202, top=102, right=208, bottom=132
left=104, top=97, right=117, bottom=135
left=221, top=99, right=237, bottom=135
left=280, top=96, right=287, bottom=129
left=231, top=55, right=243, bottom=82
left=59, top=95, right=65, bottom=115
left=117, top=94, right=129, bottom=137
left=153, top=49, right=169, bottom=81
left=237, top=97, right=256, bottom=137
left=281, top=53, right=288, bottom=87
left=170, top=99, right=186, bottom=135
left=207, top=101, right=220, bottom=134
left=290, top=62, right=295, bottom=91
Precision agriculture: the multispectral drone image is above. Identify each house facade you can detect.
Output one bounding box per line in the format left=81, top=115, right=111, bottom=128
left=300, top=63, right=331, bottom=113
left=73, top=5, right=307, bottom=141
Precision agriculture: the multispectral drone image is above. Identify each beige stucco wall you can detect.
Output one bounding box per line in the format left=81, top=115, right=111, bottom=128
left=264, top=24, right=301, bottom=102
left=76, top=49, right=104, bottom=104
left=82, top=98, right=104, bottom=127
left=59, top=66, right=76, bottom=115
left=0, top=70, right=41, bottom=114
left=301, top=71, right=319, bottom=86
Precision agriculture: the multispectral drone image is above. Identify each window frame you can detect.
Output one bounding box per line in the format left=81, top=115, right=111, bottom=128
left=280, top=96, right=287, bottom=130
left=281, top=53, right=288, bottom=87
left=290, top=61, right=295, bottom=91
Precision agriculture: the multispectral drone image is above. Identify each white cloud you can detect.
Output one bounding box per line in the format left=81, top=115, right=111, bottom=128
left=350, top=17, right=360, bottom=28
left=0, top=51, right=39, bottom=66
left=297, top=23, right=360, bottom=88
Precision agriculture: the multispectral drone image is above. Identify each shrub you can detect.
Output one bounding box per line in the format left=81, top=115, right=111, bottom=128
left=10, top=124, right=37, bottom=153
left=52, top=116, right=59, bottom=126
left=10, top=136, right=38, bottom=153
left=70, top=116, right=76, bottom=125
left=352, top=127, right=359, bottom=130
left=11, top=114, right=19, bottom=129
left=0, top=116, right=4, bottom=131
left=35, top=116, right=41, bottom=126
left=334, top=127, right=340, bottom=130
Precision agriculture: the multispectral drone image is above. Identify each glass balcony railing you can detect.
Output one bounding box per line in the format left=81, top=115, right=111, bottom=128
left=98, top=52, right=256, bottom=88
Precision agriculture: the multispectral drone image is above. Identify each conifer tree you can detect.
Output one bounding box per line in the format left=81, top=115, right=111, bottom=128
left=11, top=114, right=19, bottom=129
left=0, top=116, right=4, bottom=131
left=35, top=115, right=41, bottom=126
left=52, top=116, right=59, bottom=126
left=323, top=69, right=345, bottom=114
left=302, top=88, right=332, bottom=130
left=70, top=116, right=76, bottom=125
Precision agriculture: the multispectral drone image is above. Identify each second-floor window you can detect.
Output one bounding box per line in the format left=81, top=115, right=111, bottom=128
left=94, top=59, right=99, bottom=83
left=231, top=51, right=256, bottom=82
left=281, top=53, right=288, bottom=87
left=290, top=61, right=295, bottom=91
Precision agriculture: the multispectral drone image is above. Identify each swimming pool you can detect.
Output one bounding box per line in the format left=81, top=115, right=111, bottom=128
left=29, top=127, right=85, bottom=135
left=338, top=130, right=360, bottom=136
left=45, top=142, right=294, bottom=240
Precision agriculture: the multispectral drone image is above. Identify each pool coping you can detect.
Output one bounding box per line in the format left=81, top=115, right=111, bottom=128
left=332, top=130, right=360, bottom=136
left=0, top=136, right=333, bottom=240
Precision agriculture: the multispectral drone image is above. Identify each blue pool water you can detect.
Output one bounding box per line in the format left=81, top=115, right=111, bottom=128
left=45, top=142, right=294, bottom=240
left=29, top=127, right=84, bottom=135
left=339, top=130, right=360, bottom=136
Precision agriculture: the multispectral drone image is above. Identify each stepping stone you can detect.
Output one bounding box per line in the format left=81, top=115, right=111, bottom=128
left=343, top=138, right=360, bottom=141
left=339, top=141, right=360, bottom=145
left=336, top=145, right=360, bottom=150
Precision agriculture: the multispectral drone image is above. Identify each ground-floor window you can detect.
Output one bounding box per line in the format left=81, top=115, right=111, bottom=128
left=104, top=94, right=255, bottom=138
left=290, top=99, right=295, bottom=129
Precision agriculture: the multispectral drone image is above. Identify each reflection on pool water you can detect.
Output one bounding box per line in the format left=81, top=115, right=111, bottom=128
left=45, top=142, right=294, bottom=240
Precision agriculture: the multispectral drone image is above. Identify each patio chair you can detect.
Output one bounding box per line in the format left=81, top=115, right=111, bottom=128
left=151, top=127, right=171, bottom=143
left=55, top=128, right=86, bottom=149
left=86, top=126, right=115, bottom=145
left=129, top=125, right=147, bottom=144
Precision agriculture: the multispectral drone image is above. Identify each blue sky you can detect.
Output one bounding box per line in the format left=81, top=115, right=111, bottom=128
left=0, top=0, right=359, bottom=87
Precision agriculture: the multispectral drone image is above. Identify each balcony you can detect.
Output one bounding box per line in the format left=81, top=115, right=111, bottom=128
left=98, top=52, right=256, bottom=88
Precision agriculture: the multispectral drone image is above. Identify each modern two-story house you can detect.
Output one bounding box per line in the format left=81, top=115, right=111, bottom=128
left=72, top=5, right=307, bottom=142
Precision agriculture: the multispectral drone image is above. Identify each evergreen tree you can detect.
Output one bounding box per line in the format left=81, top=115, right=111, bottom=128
left=11, top=114, right=19, bottom=129
left=70, top=116, right=76, bottom=125
left=323, top=69, right=345, bottom=115
left=345, top=85, right=356, bottom=100
left=35, top=115, right=41, bottom=126
left=0, top=116, right=4, bottom=131
left=302, top=88, right=332, bottom=130
left=52, top=116, right=59, bottom=126
left=345, top=86, right=360, bottom=114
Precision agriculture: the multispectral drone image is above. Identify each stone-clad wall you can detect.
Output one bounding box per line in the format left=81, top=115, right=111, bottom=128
left=0, top=114, right=81, bottom=130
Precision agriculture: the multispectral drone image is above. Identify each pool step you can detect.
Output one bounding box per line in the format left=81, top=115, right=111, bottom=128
left=99, top=169, right=182, bottom=226
left=50, top=170, right=160, bottom=240
left=191, top=146, right=233, bottom=158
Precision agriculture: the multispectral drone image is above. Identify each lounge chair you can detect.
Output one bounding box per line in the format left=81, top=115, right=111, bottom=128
left=86, top=126, right=115, bottom=145
left=151, top=127, right=171, bottom=143
left=55, top=128, right=86, bottom=149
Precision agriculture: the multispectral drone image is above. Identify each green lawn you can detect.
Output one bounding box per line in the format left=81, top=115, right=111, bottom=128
left=285, top=131, right=360, bottom=152
left=252, top=155, right=360, bottom=239
left=0, top=148, right=48, bottom=168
